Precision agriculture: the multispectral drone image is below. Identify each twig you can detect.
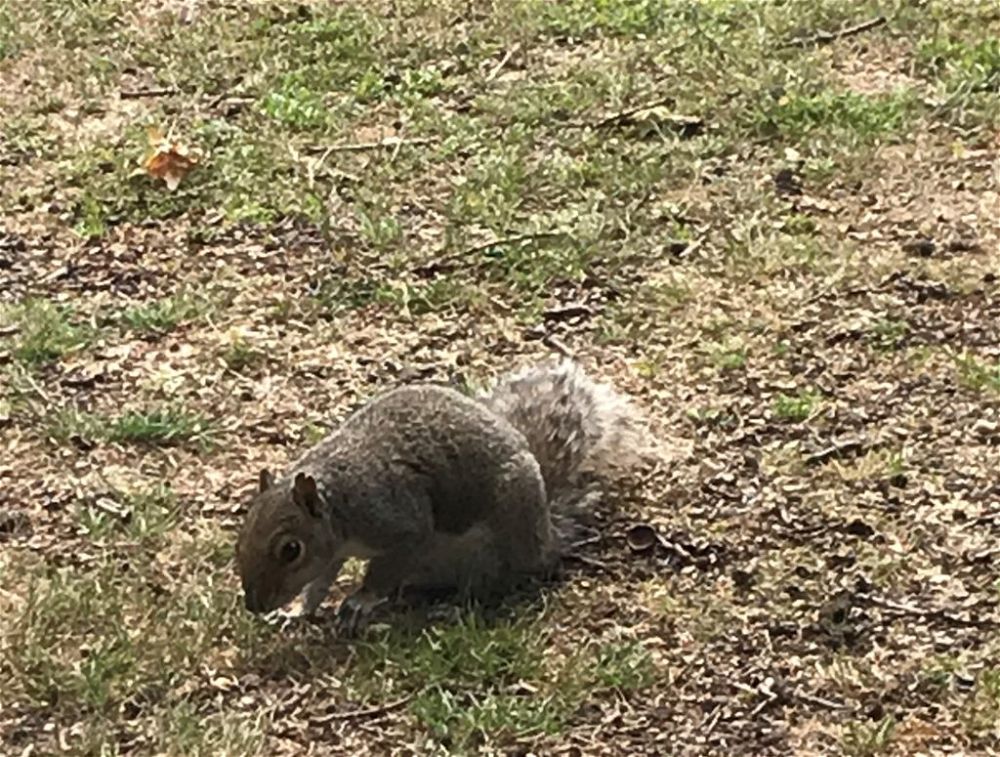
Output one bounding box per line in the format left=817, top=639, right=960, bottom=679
left=564, top=552, right=612, bottom=572
left=321, top=136, right=437, bottom=153
left=962, top=510, right=1000, bottom=530
left=90, top=497, right=128, bottom=519
left=804, top=438, right=867, bottom=467
left=782, top=15, right=887, bottom=49
left=702, top=703, right=723, bottom=737
left=412, top=232, right=569, bottom=277
left=485, top=44, right=520, bottom=83
left=309, top=694, right=413, bottom=725
left=589, top=96, right=676, bottom=129
left=543, top=334, right=574, bottom=359
left=19, top=370, right=52, bottom=405
left=793, top=688, right=846, bottom=710
left=120, top=87, right=180, bottom=99
left=569, top=533, right=602, bottom=550
left=859, top=593, right=997, bottom=629
left=305, top=145, right=336, bottom=189
left=750, top=693, right=779, bottom=717
left=454, top=231, right=568, bottom=259
left=543, top=303, right=594, bottom=322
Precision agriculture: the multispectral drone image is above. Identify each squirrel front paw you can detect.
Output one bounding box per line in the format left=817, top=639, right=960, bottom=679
left=335, top=593, right=383, bottom=637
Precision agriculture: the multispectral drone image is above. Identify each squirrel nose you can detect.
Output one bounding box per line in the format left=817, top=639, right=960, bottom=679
left=244, top=588, right=260, bottom=613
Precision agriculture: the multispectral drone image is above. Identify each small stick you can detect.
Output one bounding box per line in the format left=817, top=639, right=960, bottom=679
left=309, top=694, right=412, bottom=725
left=805, top=438, right=866, bottom=467
left=859, top=593, right=997, bottom=629
left=454, top=231, right=568, bottom=259
left=412, top=231, right=568, bottom=276
left=794, top=689, right=846, bottom=710
left=20, top=371, right=52, bottom=405
left=782, top=16, right=887, bottom=49
left=542, top=334, right=574, bottom=359
left=564, top=552, right=612, bottom=572
left=960, top=513, right=999, bottom=532
left=120, top=87, right=180, bottom=99
left=322, top=136, right=437, bottom=153
left=702, top=703, right=723, bottom=736
left=589, top=96, right=676, bottom=129
left=750, top=692, right=779, bottom=717
left=569, top=535, right=602, bottom=550
left=486, top=44, right=520, bottom=83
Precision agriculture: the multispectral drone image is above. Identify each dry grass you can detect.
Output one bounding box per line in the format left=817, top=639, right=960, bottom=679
left=1, top=1, right=999, bottom=754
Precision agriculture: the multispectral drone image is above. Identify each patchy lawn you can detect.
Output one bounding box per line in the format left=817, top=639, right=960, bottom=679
left=1, top=1, right=998, bottom=754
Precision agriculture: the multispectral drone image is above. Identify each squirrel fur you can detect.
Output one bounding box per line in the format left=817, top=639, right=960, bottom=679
left=235, top=359, right=650, bottom=630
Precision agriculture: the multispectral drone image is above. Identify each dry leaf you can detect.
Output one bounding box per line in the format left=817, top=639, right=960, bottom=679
left=142, top=125, right=199, bottom=190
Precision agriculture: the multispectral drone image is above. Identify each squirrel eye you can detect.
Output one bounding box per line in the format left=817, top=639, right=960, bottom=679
left=279, top=540, right=302, bottom=564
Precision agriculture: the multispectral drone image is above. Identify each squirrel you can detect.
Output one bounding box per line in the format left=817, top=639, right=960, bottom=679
left=235, top=358, right=651, bottom=634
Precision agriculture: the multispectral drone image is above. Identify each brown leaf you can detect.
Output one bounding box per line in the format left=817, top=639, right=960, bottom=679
left=142, top=126, right=199, bottom=190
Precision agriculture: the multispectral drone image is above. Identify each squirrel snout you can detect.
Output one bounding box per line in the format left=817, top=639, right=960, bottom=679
left=243, top=586, right=262, bottom=613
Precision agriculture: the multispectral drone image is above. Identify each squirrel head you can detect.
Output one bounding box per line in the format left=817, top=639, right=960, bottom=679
left=236, top=469, right=338, bottom=613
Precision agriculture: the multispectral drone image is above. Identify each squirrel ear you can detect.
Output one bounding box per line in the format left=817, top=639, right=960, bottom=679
left=259, top=469, right=275, bottom=493
left=292, top=472, right=322, bottom=518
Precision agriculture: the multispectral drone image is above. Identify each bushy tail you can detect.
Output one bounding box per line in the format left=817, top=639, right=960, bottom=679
left=479, top=359, right=651, bottom=506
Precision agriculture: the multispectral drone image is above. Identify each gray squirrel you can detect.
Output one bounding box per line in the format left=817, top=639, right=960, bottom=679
left=235, top=359, right=651, bottom=633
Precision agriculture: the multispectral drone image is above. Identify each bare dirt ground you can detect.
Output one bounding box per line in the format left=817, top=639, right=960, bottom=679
left=1, top=1, right=998, bottom=755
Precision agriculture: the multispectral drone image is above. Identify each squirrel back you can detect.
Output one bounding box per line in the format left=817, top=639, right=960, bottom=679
left=479, top=358, right=650, bottom=504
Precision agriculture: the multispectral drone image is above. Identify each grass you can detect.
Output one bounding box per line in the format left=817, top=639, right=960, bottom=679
left=350, top=617, right=652, bottom=749
left=842, top=716, right=896, bottom=756
left=46, top=407, right=217, bottom=449
left=868, top=318, right=910, bottom=351
left=76, top=485, right=180, bottom=544
left=220, top=334, right=268, bottom=373
left=116, top=293, right=212, bottom=335
left=1, top=0, right=998, bottom=753
left=964, top=668, right=1000, bottom=737
left=955, top=353, right=1000, bottom=393
left=772, top=389, right=822, bottom=422
left=918, top=36, right=1000, bottom=93
left=711, top=343, right=748, bottom=371
left=0, top=299, right=93, bottom=365
left=0, top=528, right=267, bottom=753
left=757, top=89, right=917, bottom=144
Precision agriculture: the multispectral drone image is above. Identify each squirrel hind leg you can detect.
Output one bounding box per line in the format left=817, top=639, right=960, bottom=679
left=487, top=451, right=558, bottom=578
left=404, top=526, right=501, bottom=599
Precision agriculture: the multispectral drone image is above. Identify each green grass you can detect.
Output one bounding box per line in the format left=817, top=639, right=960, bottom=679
left=711, top=344, right=748, bottom=371
left=772, top=389, right=822, bottom=422
left=918, top=37, right=1000, bottom=92
left=116, top=293, right=212, bottom=335
left=2, top=0, right=999, bottom=753
left=759, top=89, right=917, bottom=143
left=955, top=354, right=1000, bottom=393
left=76, top=485, right=180, bottom=545
left=260, top=75, right=330, bottom=130
left=0, top=5, right=18, bottom=59
left=842, top=716, right=896, bottom=756
left=964, top=668, right=1000, bottom=736
left=47, top=407, right=217, bottom=449
left=0, top=531, right=267, bottom=753
left=220, top=335, right=268, bottom=373
left=0, top=299, right=93, bottom=365
left=868, top=318, right=910, bottom=351
left=348, top=617, right=653, bottom=749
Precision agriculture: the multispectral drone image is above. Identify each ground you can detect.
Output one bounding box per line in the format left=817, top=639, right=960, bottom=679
left=0, top=1, right=998, bottom=755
